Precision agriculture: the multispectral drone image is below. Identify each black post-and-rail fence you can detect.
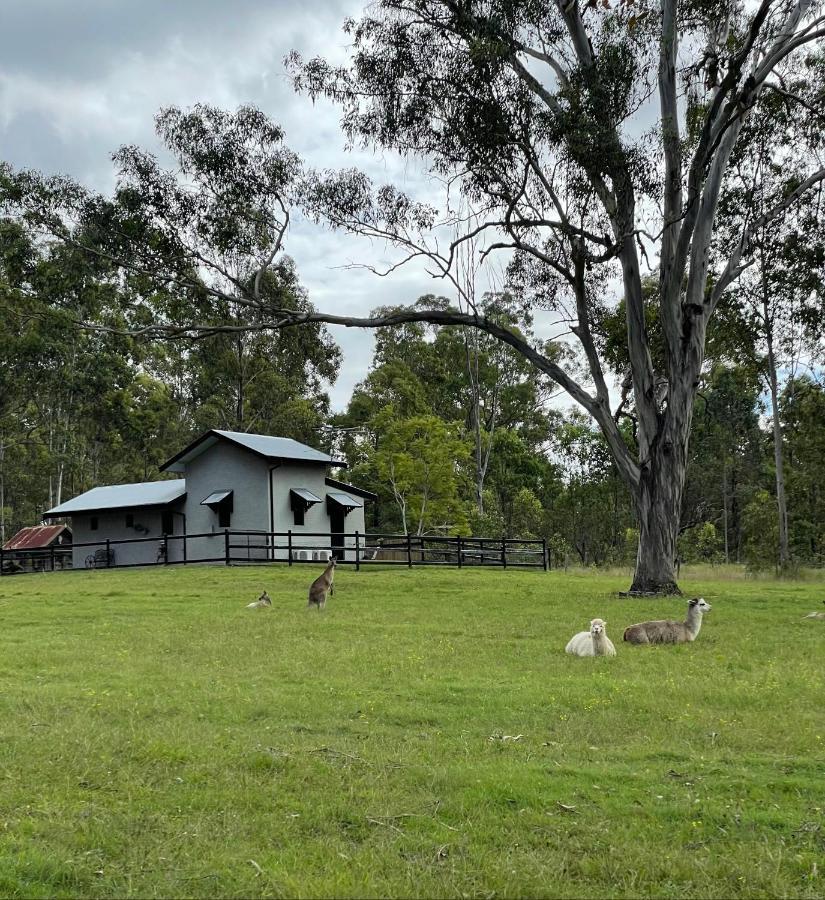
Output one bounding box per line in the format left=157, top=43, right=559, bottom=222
left=1, top=530, right=548, bottom=576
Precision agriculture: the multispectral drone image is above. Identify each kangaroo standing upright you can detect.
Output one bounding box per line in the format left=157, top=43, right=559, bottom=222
left=308, top=557, right=336, bottom=610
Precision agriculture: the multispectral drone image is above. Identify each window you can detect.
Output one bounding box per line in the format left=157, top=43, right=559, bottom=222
left=161, top=511, right=174, bottom=535
left=201, top=490, right=233, bottom=528
left=90, top=516, right=98, bottom=531
left=289, top=488, right=321, bottom=527
left=125, top=513, right=134, bottom=528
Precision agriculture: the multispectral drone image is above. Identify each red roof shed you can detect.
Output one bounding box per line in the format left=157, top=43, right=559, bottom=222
left=2, top=525, right=72, bottom=551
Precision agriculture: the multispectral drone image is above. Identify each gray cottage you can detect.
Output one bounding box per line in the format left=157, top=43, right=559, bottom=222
left=43, top=430, right=374, bottom=568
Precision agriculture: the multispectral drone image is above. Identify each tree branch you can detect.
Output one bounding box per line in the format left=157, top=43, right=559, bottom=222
left=80, top=303, right=641, bottom=489
left=710, top=166, right=825, bottom=310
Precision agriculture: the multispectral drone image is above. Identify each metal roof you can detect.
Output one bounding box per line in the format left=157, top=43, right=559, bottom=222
left=162, top=429, right=345, bottom=472
left=325, top=477, right=377, bottom=502
left=43, top=480, right=187, bottom=517
left=2, top=524, right=71, bottom=551
left=290, top=487, right=323, bottom=504
left=201, top=490, right=233, bottom=507
left=327, top=491, right=363, bottom=510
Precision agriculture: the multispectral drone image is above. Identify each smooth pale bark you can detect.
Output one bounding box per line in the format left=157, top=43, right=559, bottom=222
left=765, top=325, right=790, bottom=569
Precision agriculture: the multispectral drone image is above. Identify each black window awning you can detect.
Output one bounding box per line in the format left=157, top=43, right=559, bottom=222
left=326, top=491, right=363, bottom=516
left=290, top=488, right=323, bottom=511
left=201, top=490, right=233, bottom=512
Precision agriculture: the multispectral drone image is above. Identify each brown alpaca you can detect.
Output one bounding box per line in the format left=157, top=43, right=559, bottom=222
left=308, top=557, right=336, bottom=610
left=623, top=597, right=712, bottom=645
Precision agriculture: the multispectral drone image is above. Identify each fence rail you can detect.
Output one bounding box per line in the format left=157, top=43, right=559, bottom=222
left=1, top=530, right=548, bottom=576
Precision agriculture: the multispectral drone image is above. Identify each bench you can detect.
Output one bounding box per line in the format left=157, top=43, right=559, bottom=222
left=84, top=547, right=115, bottom=569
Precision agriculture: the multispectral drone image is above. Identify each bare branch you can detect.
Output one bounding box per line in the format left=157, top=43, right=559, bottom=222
left=710, top=166, right=825, bottom=310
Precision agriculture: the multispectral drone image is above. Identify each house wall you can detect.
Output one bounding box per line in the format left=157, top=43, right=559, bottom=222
left=72, top=509, right=159, bottom=568
left=270, top=464, right=366, bottom=562
left=69, top=499, right=186, bottom=568
left=182, top=441, right=272, bottom=562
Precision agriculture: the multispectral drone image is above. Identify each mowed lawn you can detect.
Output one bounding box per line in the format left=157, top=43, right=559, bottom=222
left=0, top=565, right=823, bottom=899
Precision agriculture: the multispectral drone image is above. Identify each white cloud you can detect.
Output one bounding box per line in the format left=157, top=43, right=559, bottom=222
left=0, top=0, right=585, bottom=413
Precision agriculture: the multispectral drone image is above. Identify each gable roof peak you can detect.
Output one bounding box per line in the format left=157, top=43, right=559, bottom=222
left=161, top=429, right=346, bottom=473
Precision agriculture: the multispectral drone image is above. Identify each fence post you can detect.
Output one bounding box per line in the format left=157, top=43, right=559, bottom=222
left=183, top=532, right=187, bottom=565
left=457, top=535, right=462, bottom=568
left=355, top=531, right=361, bottom=571
left=288, top=530, right=293, bottom=566
left=106, top=539, right=111, bottom=568
left=542, top=537, right=548, bottom=571
left=406, top=533, right=413, bottom=568
left=501, top=536, right=507, bottom=569
left=163, top=533, right=169, bottom=565
left=224, top=529, right=230, bottom=566
left=50, top=545, right=55, bottom=572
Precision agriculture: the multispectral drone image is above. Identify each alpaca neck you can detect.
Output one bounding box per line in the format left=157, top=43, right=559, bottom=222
left=685, top=609, right=703, bottom=637
left=592, top=631, right=607, bottom=655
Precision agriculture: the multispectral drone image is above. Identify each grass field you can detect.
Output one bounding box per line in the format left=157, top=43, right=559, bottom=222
left=0, top=564, right=823, bottom=899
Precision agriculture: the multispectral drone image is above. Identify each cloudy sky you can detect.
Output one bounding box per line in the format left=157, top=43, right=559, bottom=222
left=0, top=0, right=463, bottom=410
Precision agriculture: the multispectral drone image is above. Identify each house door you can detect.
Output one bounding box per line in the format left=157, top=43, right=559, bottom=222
left=330, top=507, right=346, bottom=561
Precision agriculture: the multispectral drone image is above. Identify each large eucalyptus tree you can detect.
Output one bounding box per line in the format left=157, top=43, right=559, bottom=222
left=285, top=0, right=825, bottom=592
left=5, top=2, right=825, bottom=593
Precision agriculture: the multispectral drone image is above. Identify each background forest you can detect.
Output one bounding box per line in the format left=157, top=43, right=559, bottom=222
left=2, top=216, right=822, bottom=572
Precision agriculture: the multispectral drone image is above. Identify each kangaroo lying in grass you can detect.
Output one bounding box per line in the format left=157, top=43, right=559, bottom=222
left=246, top=591, right=271, bottom=610
left=803, top=601, right=825, bottom=620
left=308, top=557, right=336, bottom=610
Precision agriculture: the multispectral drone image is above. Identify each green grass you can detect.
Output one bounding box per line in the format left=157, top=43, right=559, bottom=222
left=0, top=565, right=823, bottom=899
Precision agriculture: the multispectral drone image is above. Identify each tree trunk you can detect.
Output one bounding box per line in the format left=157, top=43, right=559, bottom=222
left=765, top=329, right=790, bottom=569
left=629, top=443, right=685, bottom=595
left=722, top=461, right=729, bottom=564
left=0, top=439, right=5, bottom=546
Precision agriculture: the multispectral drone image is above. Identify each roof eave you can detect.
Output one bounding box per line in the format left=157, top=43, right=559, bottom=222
left=43, top=493, right=187, bottom=519
left=324, top=477, right=377, bottom=501
left=159, top=429, right=221, bottom=472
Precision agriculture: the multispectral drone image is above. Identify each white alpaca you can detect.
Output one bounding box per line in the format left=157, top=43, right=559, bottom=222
left=565, top=618, right=617, bottom=657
